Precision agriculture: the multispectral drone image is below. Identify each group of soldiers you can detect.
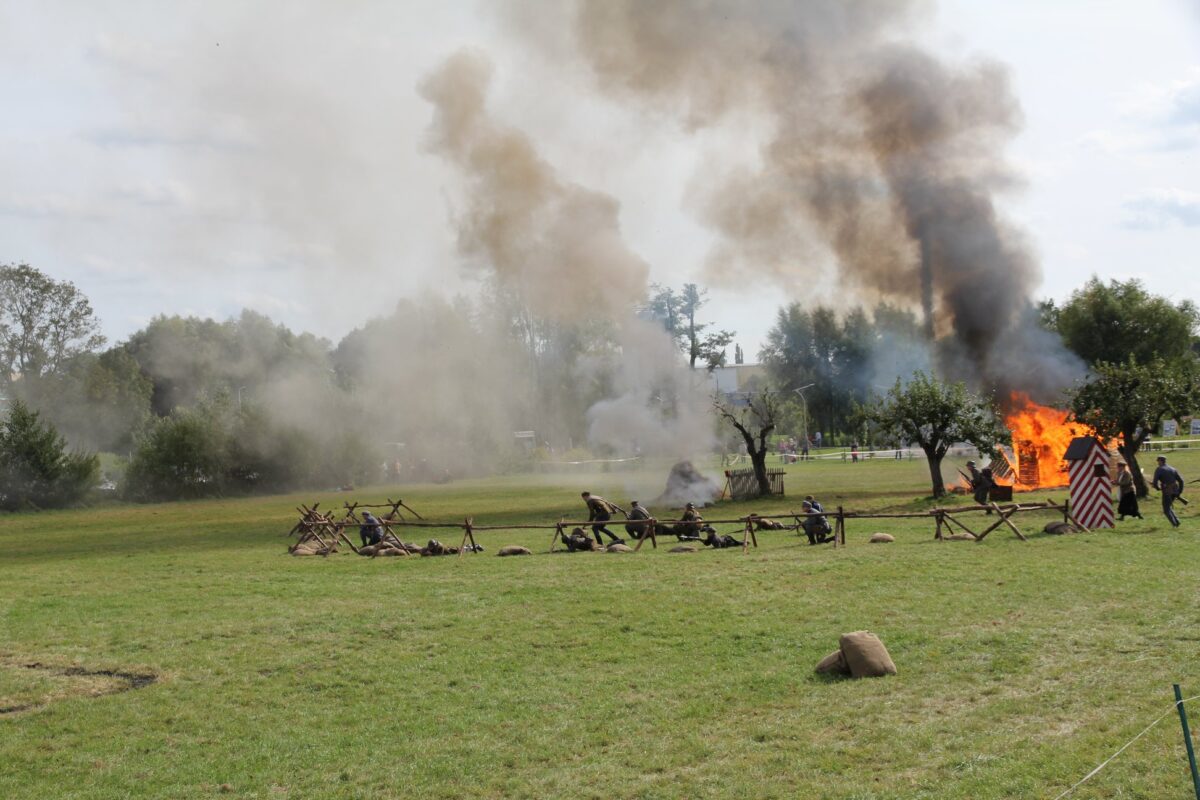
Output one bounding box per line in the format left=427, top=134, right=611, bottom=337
left=575, top=491, right=835, bottom=550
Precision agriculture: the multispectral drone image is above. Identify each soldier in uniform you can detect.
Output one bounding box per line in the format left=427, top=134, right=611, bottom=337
left=581, top=491, right=626, bottom=545
left=670, top=502, right=707, bottom=541
left=801, top=500, right=832, bottom=545
left=625, top=500, right=652, bottom=539
left=1152, top=456, right=1185, bottom=528
left=359, top=510, right=384, bottom=548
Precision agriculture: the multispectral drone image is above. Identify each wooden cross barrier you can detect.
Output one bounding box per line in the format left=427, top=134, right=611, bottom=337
left=631, top=519, right=658, bottom=551
left=287, top=499, right=1094, bottom=557
left=457, top=518, right=479, bottom=558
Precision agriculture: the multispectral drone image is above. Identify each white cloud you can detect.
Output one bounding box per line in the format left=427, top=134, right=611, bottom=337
left=1122, top=187, right=1200, bottom=229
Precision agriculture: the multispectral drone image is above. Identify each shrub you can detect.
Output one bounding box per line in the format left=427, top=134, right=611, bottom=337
left=0, top=400, right=99, bottom=510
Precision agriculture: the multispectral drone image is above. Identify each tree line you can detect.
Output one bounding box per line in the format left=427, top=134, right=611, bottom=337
left=2, top=259, right=1197, bottom=508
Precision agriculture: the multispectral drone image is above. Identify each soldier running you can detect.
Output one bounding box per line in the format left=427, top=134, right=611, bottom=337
left=1152, top=455, right=1186, bottom=528
left=581, top=491, right=626, bottom=545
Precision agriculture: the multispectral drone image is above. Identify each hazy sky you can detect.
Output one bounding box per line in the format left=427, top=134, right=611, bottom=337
left=1, top=1, right=1197, bottom=357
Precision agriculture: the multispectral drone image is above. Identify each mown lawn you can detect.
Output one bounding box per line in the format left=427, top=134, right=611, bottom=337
left=2, top=451, right=1200, bottom=799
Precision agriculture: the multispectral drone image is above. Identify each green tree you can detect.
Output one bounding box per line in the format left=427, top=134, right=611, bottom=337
left=712, top=387, right=781, bottom=496
left=0, top=263, right=105, bottom=385
left=643, top=283, right=734, bottom=370
left=124, top=401, right=231, bottom=501
left=1053, top=278, right=1199, bottom=366
left=11, top=348, right=153, bottom=453
left=1068, top=357, right=1198, bottom=497
left=865, top=372, right=1009, bottom=497
left=0, top=400, right=99, bottom=510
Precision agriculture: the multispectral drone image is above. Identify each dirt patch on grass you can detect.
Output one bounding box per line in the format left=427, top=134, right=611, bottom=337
left=0, top=657, right=157, bottom=716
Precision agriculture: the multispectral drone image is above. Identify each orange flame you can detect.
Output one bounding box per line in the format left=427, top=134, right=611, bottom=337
left=1003, top=392, right=1079, bottom=488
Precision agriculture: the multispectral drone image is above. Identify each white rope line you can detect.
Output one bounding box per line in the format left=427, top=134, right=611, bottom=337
left=1051, top=693, right=1200, bottom=800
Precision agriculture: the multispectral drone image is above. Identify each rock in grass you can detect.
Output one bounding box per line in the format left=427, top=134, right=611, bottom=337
left=497, top=545, right=532, bottom=557
left=607, top=543, right=634, bottom=553
left=869, top=533, right=894, bottom=543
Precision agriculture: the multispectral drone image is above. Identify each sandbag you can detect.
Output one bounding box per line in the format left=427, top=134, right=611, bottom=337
left=607, top=543, right=634, bottom=553
left=669, top=545, right=697, bottom=553
left=945, top=532, right=976, bottom=541
left=839, top=631, right=897, bottom=678
left=814, top=648, right=850, bottom=676
left=498, top=545, right=532, bottom=557
left=1043, top=521, right=1078, bottom=535
left=869, top=533, right=894, bottom=543
left=376, top=547, right=407, bottom=557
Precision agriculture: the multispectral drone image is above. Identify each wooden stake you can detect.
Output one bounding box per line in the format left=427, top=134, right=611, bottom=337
left=551, top=521, right=564, bottom=553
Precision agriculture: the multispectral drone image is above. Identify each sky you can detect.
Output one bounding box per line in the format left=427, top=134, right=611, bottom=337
left=0, top=0, right=1197, bottom=358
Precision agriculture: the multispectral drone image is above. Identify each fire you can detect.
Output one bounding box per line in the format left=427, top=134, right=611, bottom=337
left=1003, top=392, right=1080, bottom=488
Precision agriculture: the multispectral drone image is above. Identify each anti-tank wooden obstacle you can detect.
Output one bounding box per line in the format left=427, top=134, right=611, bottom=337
left=1063, top=436, right=1114, bottom=529
left=288, top=498, right=1091, bottom=558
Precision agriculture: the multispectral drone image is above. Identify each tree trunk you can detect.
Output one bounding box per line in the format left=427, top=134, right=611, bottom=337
left=750, top=446, right=771, bottom=496
left=926, top=447, right=946, bottom=498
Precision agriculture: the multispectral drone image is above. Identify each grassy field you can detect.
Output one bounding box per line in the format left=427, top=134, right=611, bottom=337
left=3, top=451, right=1200, bottom=799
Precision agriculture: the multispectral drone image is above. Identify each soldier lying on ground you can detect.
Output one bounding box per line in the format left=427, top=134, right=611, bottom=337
left=703, top=529, right=744, bottom=549
left=563, top=527, right=601, bottom=552
left=747, top=512, right=786, bottom=530
left=419, top=538, right=474, bottom=556
left=801, top=500, right=833, bottom=545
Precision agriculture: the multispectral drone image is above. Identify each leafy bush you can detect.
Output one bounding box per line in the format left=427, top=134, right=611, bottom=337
left=0, top=400, right=99, bottom=510
left=123, top=395, right=381, bottom=501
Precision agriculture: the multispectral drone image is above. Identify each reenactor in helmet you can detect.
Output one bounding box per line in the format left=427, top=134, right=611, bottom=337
left=581, top=491, right=626, bottom=546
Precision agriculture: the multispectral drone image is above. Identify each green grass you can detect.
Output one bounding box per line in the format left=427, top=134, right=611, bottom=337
left=3, top=452, right=1200, bottom=799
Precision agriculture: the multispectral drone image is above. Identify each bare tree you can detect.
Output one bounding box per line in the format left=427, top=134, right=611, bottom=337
left=713, top=387, right=780, bottom=496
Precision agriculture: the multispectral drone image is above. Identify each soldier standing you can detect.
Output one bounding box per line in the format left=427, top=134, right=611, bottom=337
left=581, top=491, right=626, bottom=545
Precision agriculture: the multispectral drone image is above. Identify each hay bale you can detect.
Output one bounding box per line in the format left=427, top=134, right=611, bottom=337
left=606, top=543, right=634, bottom=553
left=669, top=545, right=698, bottom=553
left=945, top=532, right=976, bottom=541
left=839, top=631, right=897, bottom=678
left=869, top=533, right=894, bottom=543
left=814, top=648, right=851, bottom=676
left=498, top=545, right=532, bottom=557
